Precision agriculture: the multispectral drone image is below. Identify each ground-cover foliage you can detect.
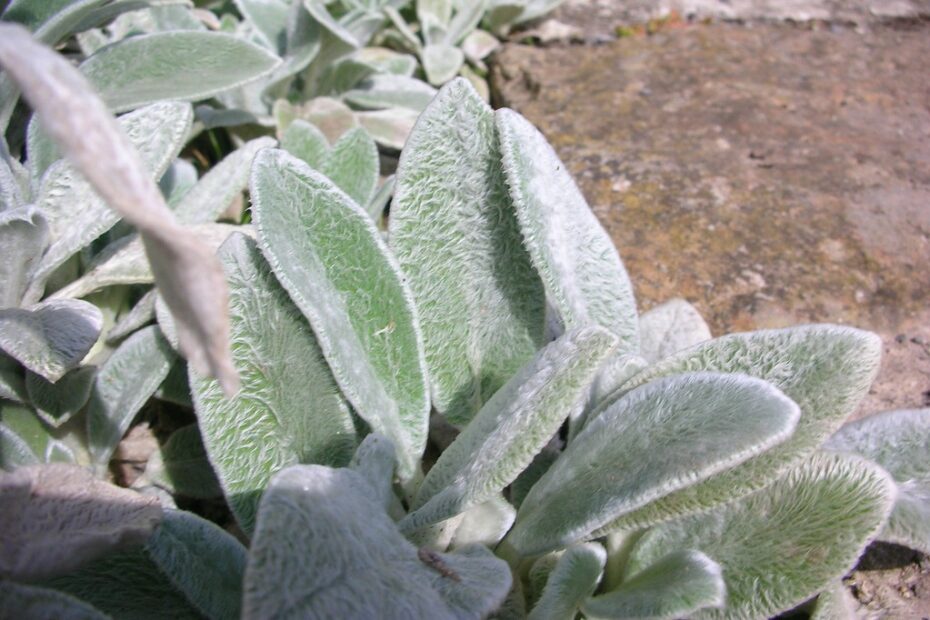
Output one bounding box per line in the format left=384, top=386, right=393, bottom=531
left=1, top=4, right=929, bottom=619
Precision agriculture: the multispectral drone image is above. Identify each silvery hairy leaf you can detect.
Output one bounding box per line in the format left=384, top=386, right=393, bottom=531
left=344, top=74, right=439, bottom=112
left=810, top=580, right=858, bottom=620
left=0, top=152, right=26, bottom=211
left=53, top=224, right=245, bottom=300
left=422, top=44, right=465, bottom=86
left=1, top=402, right=56, bottom=469
left=0, top=299, right=102, bottom=383
left=0, top=463, right=161, bottom=581
left=0, top=581, right=109, bottom=620
left=0, top=25, right=239, bottom=394
left=418, top=0, right=453, bottom=42
left=321, top=127, right=379, bottom=208
left=86, top=325, right=176, bottom=468
left=403, top=327, right=617, bottom=533
left=0, top=206, right=48, bottom=308
left=281, top=119, right=330, bottom=169
left=497, top=107, right=639, bottom=355
left=594, top=325, right=882, bottom=534
left=582, top=550, right=724, bottom=620
left=315, top=56, right=379, bottom=97
left=243, top=464, right=512, bottom=619
left=107, top=289, right=157, bottom=344
left=0, top=352, right=27, bottom=403
left=450, top=493, right=516, bottom=549
left=189, top=233, right=357, bottom=533
left=303, top=0, right=362, bottom=47
left=43, top=547, right=203, bottom=620
left=159, top=158, right=198, bottom=207
left=349, top=432, right=399, bottom=513
left=145, top=509, right=247, bottom=620
left=443, top=0, right=487, bottom=45
left=462, top=29, right=499, bottom=61
left=356, top=107, right=420, bottom=150
left=80, top=31, right=281, bottom=113
left=638, top=298, right=711, bottom=364
left=367, top=174, right=395, bottom=223
left=144, top=424, right=221, bottom=499
left=25, top=366, right=96, bottom=428
left=251, top=148, right=428, bottom=480
left=509, top=372, right=801, bottom=556
left=529, top=543, right=605, bottom=620
left=626, top=452, right=894, bottom=619
left=825, top=408, right=930, bottom=555
left=354, top=47, right=418, bottom=77
left=390, top=77, right=545, bottom=426
left=282, top=97, right=360, bottom=143
left=28, top=101, right=192, bottom=301
left=234, top=0, right=291, bottom=52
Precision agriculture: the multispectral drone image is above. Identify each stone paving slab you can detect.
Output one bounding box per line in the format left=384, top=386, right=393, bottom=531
left=492, top=21, right=930, bottom=417
left=542, top=0, right=930, bottom=43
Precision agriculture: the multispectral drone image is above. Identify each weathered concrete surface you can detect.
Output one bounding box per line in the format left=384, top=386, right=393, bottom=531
left=492, top=22, right=930, bottom=417
left=540, top=0, right=930, bottom=43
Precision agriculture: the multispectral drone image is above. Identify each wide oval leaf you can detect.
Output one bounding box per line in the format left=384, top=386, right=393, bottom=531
left=320, top=126, right=378, bottom=208
left=26, top=366, right=96, bottom=428
left=242, top=464, right=512, bottom=619
left=825, top=408, right=930, bottom=554
left=389, top=77, right=545, bottom=426
left=496, top=107, right=639, bottom=355
left=28, top=101, right=193, bottom=299
left=625, top=452, right=895, bottom=619
left=594, top=325, right=882, bottom=534
left=0, top=299, right=102, bottom=382
left=80, top=31, right=281, bottom=112
left=146, top=509, right=247, bottom=620
left=638, top=298, right=711, bottom=364
left=529, top=543, right=606, bottom=620
left=509, top=372, right=801, bottom=556
left=402, top=327, right=617, bottom=533
left=0, top=205, right=48, bottom=308
left=0, top=463, right=161, bottom=581
left=189, top=233, right=357, bottom=533
left=0, top=581, right=109, bottom=620
left=86, top=325, right=176, bottom=467
left=251, top=148, right=428, bottom=480
left=581, top=550, right=725, bottom=620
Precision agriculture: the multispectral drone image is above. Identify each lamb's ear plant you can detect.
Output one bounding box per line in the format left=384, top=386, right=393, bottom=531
left=0, top=15, right=927, bottom=617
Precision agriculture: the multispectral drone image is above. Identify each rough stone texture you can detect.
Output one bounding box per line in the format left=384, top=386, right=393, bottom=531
left=540, top=0, right=930, bottom=43
left=492, top=22, right=930, bottom=417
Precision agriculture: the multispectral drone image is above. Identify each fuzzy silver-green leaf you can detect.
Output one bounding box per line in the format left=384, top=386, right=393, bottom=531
left=251, top=148, right=427, bottom=480
left=389, top=77, right=545, bottom=426
left=530, top=543, right=606, bottom=620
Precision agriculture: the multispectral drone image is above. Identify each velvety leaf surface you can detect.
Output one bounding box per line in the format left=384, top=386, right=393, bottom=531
left=320, top=127, right=379, bottom=208
left=0, top=402, right=74, bottom=467
left=146, top=509, right=247, bottom=620
left=0, top=463, right=161, bottom=581
left=0, top=206, right=48, bottom=307
left=107, top=288, right=157, bottom=344
left=529, top=543, right=605, bottom=620
left=234, top=0, right=290, bottom=51
left=0, top=420, right=40, bottom=469
left=422, top=44, right=464, bottom=85
left=28, top=101, right=192, bottom=299
left=344, top=74, right=438, bottom=112
left=825, top=408, right=930, bottom=554
left=450, top=493, right=516, bottom=549
left=44, top=547, right=202, bottom=620
left=280, top=119, right=329, bottom=169
left=243, top=465, right=511, bottom=619
left=626, top=452, right=895, bottom=620
left=26, top=366, right=96, bottom=428
left=496, top=107, right=639, bottom=354
left=595, top=325, right=882, bottom=533
left=638, top=298, right=711, bottom=363
left=54, top=224, right=244, bottom=300
left=510, top=372, right=801, bottom=556
left=356, top=107, right=420, bottom=150
left=0, top=352, right=27, bottom=403
left=145, top=424, right=221, bottom=499
left=349, top=432, right=398, bottom=512
left=810, top=580, right=858, bottom=620
left=0, top=29, right=238, bottom=393
left=0, top=299, right=102, bottom=382
left=584, top=550, right=724, bottom=620
left=189, top=233, right=357, bottom=533
left=403, top=327, right=617, bottom=532
left=80, top=31, right=281, bottom=112
left=0, top=581, right=109, bottom=620
left=172, top=137, right=276, bottom=224
left=86, top=325, right=176, bottom=467
left=389, top=78, right=545, bottom=426
left=252, top=148, right=427, bottom=480
left=367, top=174, right=395, bottom=223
